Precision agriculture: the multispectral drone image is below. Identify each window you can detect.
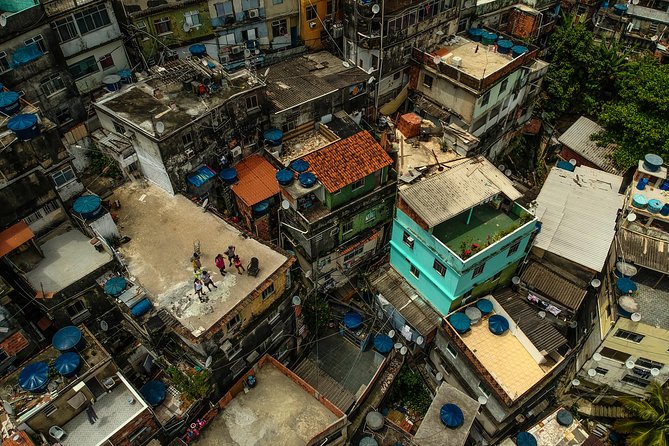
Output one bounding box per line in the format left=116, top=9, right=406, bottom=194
left=409, top=263, right=420, bottom=278
left=423, top=74, right=433, bottom=88
left=499, top=78, right=508, bottom=94
left=273, top=0, right=283, bottom=4
left=99, top=54, right=114, bottom=69
left=154, top=17, right=172, bottom=35
left=184, top=11, right=201, bottom=27
left=52, top=165, right=76, bottom=187
left=402, top=232, right=414, bottom=249
left=595, top=367, right=609, bottom=375
left=600, top=347, right=631, bottom=362
left=480, top=91, right=490, bottom=107
left=478, top=382, right=492, bottom=398
left=113, top=121, right=125, bottom=134
left=622, top=374, right=650, bottom=388
left=342, top=221, right=353, bottom=234
left=472, top=262, right=485, bottom=278
left=344, top=246, right=364, bottom=263
left=0, top=51, right=10, bottom=73
left=351, top=178, right=365, bottom=191
left=614, top=329, right=645, bottom=343
left=53, top=16, right=79, bottom=42
left=445, top=343, right=458, bottom=358
left=636, top=358, right=664, bottom=370
left=68, top=56, right=99, bottom=79
left=472, top=115, right=487, bottom=133
left=306, top=5, right=317, bottom=20
left=282, top=112, right=298, bottom=132
left=215, top=1, right=234, bottom=18
left=507, top=239, right=521, bottom=256
left=246, top=95, right=259, bottom=111
left=272, top=19, right=288, bottom=36
left=25, top=35, right=46, bottom=53
left=75, top=4, right=111, bottom=34
left=365, top=210, right=375, bottom=223
left=433, top=259, right=446, bottom=276
left=327, top=0, right=333, bottom=14
left=182, top=132, right=193, bottom=147
left=136, top=20, right=147, bottom=31
left=262, top=283, right=275, bottom=300
left=54, top=105, right=73, bottom=126
left=40, top=73, right=66, bottom=97
left=226, top=314, right=241, bottom=331
left=66, top=299, right=88, bottom=321
left=393, top=71, right=401, bottom=80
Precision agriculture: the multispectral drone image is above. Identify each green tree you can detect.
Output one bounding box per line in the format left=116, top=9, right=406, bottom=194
left=615, top=381, right=669, bottom=446
left=303, top=294, right=331, bottom=334
left=595, top=57, right=669, bottom=168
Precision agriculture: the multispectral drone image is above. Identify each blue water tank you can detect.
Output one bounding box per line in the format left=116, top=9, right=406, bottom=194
left=276, top=169, right=294, bottom=186
left=636, top=177, right=649, bottom=190
left=482, top=32, right=498, bottom=45
left=660, top=203, right=669, bottom=216
left=131, top=298, right=153, bottom=317
left=189, top=44, right=207, bottom=57
left=220, top=168, right=238, bottom=184
left=469, top=28, right=484, bottom=41
left=102, top=74, right=122, bottom=92
left=643, top=153, right=663, bottom=172
left=55, top=352, right=82, bottom=378
left=648, top=199, right=663, bottom=213
left=632, top=194, right=648, bottom=209
left=7, top=114, right=39, bottom=141
left=661, top=180, right=669, bottom=191
left=52, top=326, right=86, bottom=352
left=0, top=91, right=21, bottom=115
left=253, top=200, right=270, bottom=216
left=613, top=3, right=628, bottom=14
left=264, top=129, right=283, bottom=146
left=299, top=172, right=317, bottom=188
left=73, top=195, right=103, bottom=220
left=512, top=45, right=529, bottom=58
left=118, top=69, right=133, bottom=84
left=497, top=39, right=513, bottom=54
left=290, top=159, right=310, bottom=173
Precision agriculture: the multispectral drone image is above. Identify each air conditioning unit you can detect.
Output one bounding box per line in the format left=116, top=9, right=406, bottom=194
left=220, top=54, right=230, bottom=64
left=407, top=236, right=415, bottom=244
left=231, top=45, right=243, bottom=54
left=231, top=146, right=242, bottom=158
left=185, top=148, right=195, bottom=158
left=248, top=8, right=259, bottom=18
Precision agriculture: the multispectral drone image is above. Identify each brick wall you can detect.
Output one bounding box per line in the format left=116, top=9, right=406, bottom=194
left=509, top=9, right=538, bottom=39
left=397, top=197, right=429, bottom=230
left=107, top=407, right=158, bottom=446
left=558, top=146, right=600, bottom=171
left=254, top=214, right=271, bottom=241
left=0, top=331, right=30, bottom=356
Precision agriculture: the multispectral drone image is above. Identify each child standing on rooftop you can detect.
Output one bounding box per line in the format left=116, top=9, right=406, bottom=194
left=215, top=254, right=227, bottom=276
left=233, top=255, right=245, bottom=274
left=225, top=245, right=236, bottom=266
left=194, top=278, right=206, bottom=301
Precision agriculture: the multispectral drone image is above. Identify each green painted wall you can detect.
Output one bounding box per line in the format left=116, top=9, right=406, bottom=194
left=325, top=167, right=388, bottom=210
left=133, top=4, right=214, bottom=58
left=339, top=194, right=394, bottom=243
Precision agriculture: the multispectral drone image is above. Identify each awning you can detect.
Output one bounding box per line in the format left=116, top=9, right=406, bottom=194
left=0, top=221, right=34, bottom=257
left=11, top=43, right=43, bottom=68
left=379, top=84, right=409, bottom=116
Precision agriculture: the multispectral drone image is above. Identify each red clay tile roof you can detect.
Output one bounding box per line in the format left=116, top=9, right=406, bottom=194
left=302, top=131, right=393, bottom=193
left=231, top=154, right=280, bottom=206
left=0, top=331, right=30, bottom=356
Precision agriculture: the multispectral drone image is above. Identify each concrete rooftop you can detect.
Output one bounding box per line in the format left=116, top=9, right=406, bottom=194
left=525, top=408, right=592, bottom=446
left=111, top=182, right=289, bottom=338
left=196, top=362, right=339, bottom=446
left=17, top=224, right=112, bottom=294
left=433, top=38, right=515, bottom=80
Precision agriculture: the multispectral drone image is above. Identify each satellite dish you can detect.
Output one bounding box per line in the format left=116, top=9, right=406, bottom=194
left=432, top=56, right=441, bottom=64
left=205, top=356, right=212, bottom=368
left=155, top=121, right=165, bottom=135
left=281, top=199, right=290, bottom=210
left=651, top=35, right=659, bottom=42
left=100, top=320, right=109, bottom=332
left=498, top=164, right=506, bottom=171
left=400, top=346, right=408, bottom=355
left=511, top=276, right=521, bottom=285
left=571, top=378, right=580, bottom=387
left=244, top=49, right=251, bottom=58
left=588, top=368, right=597, bottom=377
left=505, top=169, right=512, bottom=176
left=569, top=159, right=577, bottom=166
left=254, top=49, right=260, bottom=55
left=435, top=372, right=443, bottom=381
left=593, top=352, right=602, bottom=362
left=292, top=295, right=302, bottom=305
left=478, top=396, right=488, bottom=405
left=591, top=278, right=602, bottom=288
left=651, top=368, right=660, bottom=376
left=309, top=21, right=317, bottom=29
left=626, top=359, right=635, bottom=369
left=394, top=342, right=402, bottom=350
left=631, top=312, right=642, bottom=322
left=538, top=311, right=546, bottom=319
left=342, top=61, right=350, bottom=68
left=183, top=22, right=191, bottom=32
left=627, top=212, right=637, bottom=222
left=388, top=330, right=395, bottom=338
left=371, top=4, right=380, bottom=14
left=416, top=336, right=424, bottom=345
left=569, top=320, right=578, bottom=328
left=0, top=14, right=6, bottom=27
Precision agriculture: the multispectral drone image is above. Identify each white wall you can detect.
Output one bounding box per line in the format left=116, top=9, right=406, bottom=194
left=59, top=2, right=123, bottom=58
left=417, top=68, right=477, bottom=122
left=70, top=40, right=131, bottom=95
left=378, top=70, right=406, bottom=97
left=56, top=179, right=85, bottom=201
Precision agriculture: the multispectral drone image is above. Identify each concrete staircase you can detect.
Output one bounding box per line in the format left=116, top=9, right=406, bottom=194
left=294, top=357, right=355, bottom=413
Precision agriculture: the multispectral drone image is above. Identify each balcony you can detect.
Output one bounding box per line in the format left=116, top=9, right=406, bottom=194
left=42, top=0, right=98, bottom=17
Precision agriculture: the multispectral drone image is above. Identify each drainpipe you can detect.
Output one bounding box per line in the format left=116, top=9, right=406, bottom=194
left=466, top=206, right=474, bottom=225
left=373, top=0, right=385, bottom=121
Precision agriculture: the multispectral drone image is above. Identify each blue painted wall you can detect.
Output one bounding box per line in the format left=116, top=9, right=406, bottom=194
left=389, top=208, right=535, bottom=315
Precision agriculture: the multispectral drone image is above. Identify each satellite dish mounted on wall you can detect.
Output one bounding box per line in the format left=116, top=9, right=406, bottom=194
left=205, top=356, right=213, bottom=368
left=432, top=56, right=441, bottom=64
left=0, top=14, right=7, bottom=27
left=183, top=22, right=192, bottom=32
left=309, top=21, right=317, bottom=29
left=244, top=48, right=251, bottom=58
left=100, top=320, right=109, bottom=332
left=155, top=121, right=165, bottom=135
left=371, top=4, right=380, bottom=14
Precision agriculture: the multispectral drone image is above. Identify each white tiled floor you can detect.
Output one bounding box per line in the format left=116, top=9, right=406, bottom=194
left=60, top=384, right=145, bottom=446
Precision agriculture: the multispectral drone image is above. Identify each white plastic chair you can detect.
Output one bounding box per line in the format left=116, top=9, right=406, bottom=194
left=49, top=426, right=66, bottom=441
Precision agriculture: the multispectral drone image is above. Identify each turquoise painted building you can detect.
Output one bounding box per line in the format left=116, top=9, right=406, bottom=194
left=390, top=157, right=536, bottom=315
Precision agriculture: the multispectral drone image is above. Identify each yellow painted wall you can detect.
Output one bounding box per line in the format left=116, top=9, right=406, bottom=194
left=299, top=0, right=328, bottom=49
left=602, top=318, right=669, bottom=364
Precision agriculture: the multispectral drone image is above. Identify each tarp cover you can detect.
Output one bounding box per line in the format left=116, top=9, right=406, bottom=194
left=18, top=361, right=49, bottom=392
left=140, top=380, right=167, bottom=406
left=488, top=315, right=510, bottom=335
left=373, top=334, right=393, bottom=353
left=476, top=299, right=493, bottom=314
left=55, top=352, right=81, bottom=377
left=517, top=432, right=538, bottom=446
left=52, top=326, right=83, bottom=351
left=343, top=311, right=363, bottom=330
left=187, top=166, right=216, bottom=187
left=449, top=312, right=471, bottom=334
left=11, top=44, right=43, bottom=68
left=104, top=277, right=128, bottom=296
left=439, top=403, right=464, bottom=429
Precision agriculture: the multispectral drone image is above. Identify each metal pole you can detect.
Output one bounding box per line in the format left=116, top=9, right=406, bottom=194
left=374, top=0, right=385, bottom=121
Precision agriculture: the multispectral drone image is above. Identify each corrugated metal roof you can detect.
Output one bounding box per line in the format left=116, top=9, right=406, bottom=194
left=558, top=117, right=620, bottom=175
left=0, top=221, right=34, bottom=257
left=618, top=228, right=669, bottom=274
left=399, top=156, right=522, bottom=228
left=534, top=165, right=624, bottom=272
left=495, top=289, right=568, bottom=354
left=520, top=260, right=587, bottom=311
left=627, top=4, right=669, bottom=23
left=266, top=52, right=371, bottom=112
left=370, top=265, right=441, bottom=336
left=231, top=154, right=280, bottom=206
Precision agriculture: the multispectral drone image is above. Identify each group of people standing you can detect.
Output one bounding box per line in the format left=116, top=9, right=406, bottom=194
left=191, top=246, right=245, bottom=301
